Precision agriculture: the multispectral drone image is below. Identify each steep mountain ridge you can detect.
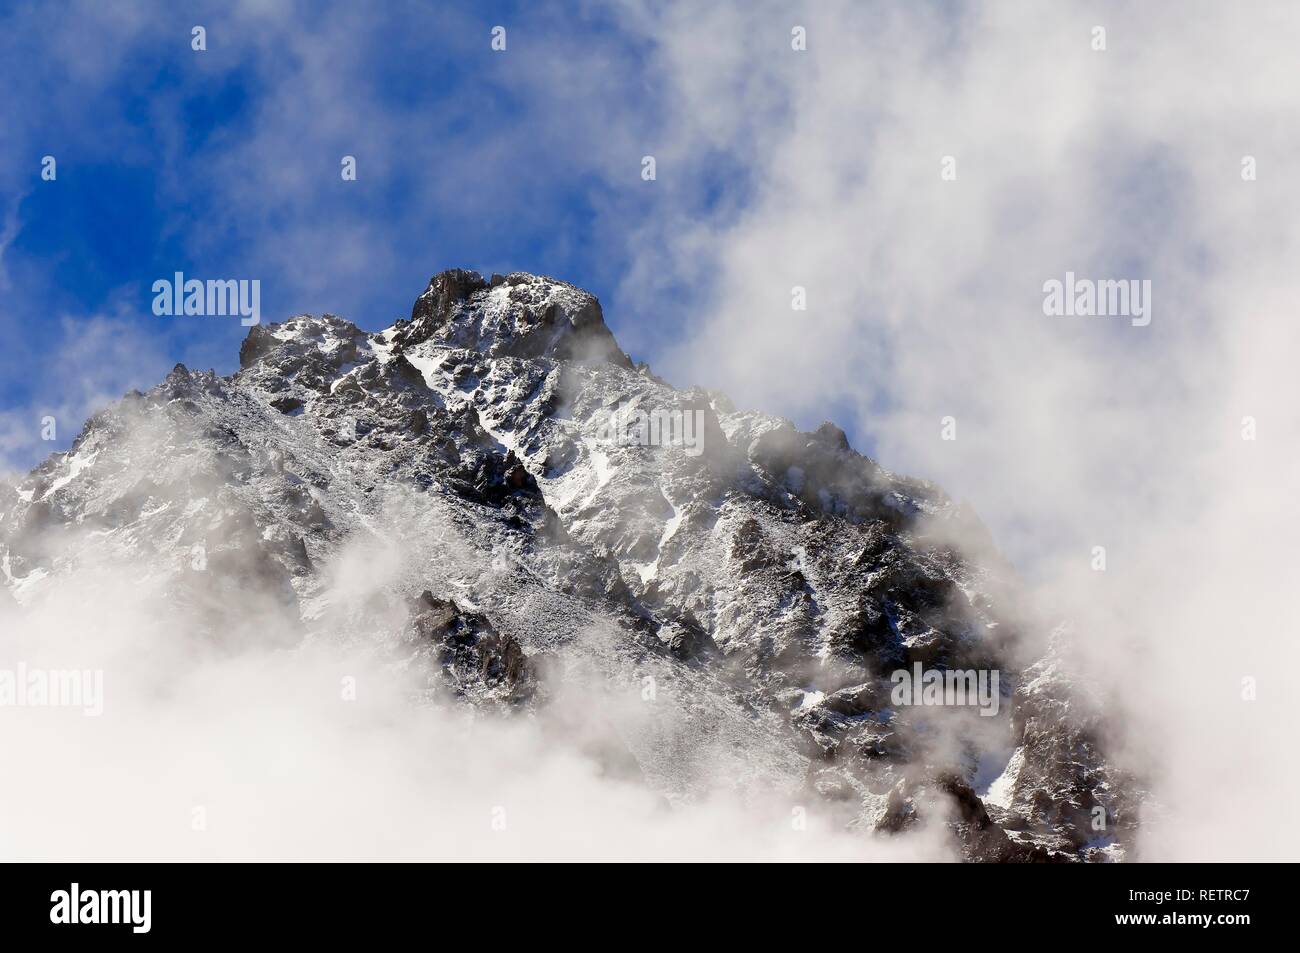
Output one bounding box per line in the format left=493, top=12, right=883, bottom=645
left=0, top=269, right=1133, bottom=861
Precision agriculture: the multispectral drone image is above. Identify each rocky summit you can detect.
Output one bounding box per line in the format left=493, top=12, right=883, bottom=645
left=0, top=269, right=1135, bottom=861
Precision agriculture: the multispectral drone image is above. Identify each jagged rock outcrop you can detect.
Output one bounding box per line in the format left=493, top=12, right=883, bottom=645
left=406, top=590, right=536, bottom=705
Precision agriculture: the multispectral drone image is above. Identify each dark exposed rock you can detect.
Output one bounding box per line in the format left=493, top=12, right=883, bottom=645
left=408, top=591, right=535, bottom=705
left=240, top=325, right=281, bottom=368
left=409, top=268, right=489, bottom=329
left=660, top=611, right=720, bottom=662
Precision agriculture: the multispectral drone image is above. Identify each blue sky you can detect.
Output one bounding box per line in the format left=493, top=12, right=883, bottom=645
left=1, top=0, right=765, bottom=471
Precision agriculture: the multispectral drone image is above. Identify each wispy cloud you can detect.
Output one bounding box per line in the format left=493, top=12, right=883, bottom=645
left=0, top=312, right=171, bottom=476
left=600, top=0, right=1300, bottom=860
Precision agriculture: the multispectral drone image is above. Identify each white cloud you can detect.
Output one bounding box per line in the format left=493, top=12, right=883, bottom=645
left=602, top=0, right=1300, bottom=860
left=0, top=502, right=956, bottom=862
left=0, top=313, right=170, bottom=475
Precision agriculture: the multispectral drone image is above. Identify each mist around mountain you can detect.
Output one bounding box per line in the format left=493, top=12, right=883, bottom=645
left=0, top=270, right=1143, bottom=862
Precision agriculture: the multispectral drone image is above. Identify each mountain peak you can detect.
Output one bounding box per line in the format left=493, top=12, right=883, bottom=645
left=391, top=269, right=632, bottom=367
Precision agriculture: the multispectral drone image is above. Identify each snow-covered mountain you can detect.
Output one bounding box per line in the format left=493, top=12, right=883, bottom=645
left=0, top=269, right=1133, bottom=861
